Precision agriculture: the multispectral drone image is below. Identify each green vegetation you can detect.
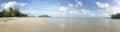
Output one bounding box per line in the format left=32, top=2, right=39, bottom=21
left=111, top=13, right=120, bottom=19
left=38, top=15, right=50, bottom=17
left=0, top=7, right=28, bottom=17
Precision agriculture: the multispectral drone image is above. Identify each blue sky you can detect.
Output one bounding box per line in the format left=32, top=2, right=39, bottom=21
left=0, top=0, right=120, bottom=17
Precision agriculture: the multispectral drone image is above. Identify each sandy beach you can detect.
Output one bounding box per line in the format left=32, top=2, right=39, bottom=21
left=0, top=17, right=52, bottom=32
left=1, top=17, right=120, bottom=32
left=0, top=17, right=71, bottom=32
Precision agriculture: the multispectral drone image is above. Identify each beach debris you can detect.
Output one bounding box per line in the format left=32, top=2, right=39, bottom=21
left=4, top=21, right=7, bottom=22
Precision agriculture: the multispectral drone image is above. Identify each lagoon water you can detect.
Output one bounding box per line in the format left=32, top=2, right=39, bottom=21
left=0, top=17, right=120, bottom=32
left=44, top=17, right=120, bottom=32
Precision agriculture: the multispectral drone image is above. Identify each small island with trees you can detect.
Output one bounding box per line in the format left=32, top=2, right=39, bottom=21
left=38, top=15, right=50, bottom=17
left=0, top=7, right=28, bottom=17
left=110, top=13, right=120, bottom=19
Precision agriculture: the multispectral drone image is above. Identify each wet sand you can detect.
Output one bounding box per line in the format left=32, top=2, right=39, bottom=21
left=0, top=17, right=51, bottom=32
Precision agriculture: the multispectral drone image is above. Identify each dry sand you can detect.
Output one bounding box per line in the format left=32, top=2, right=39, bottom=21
left=0, top=17, right=54, bottom=32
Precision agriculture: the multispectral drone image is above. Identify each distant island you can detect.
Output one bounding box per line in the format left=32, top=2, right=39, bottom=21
left=110, top=13, right=120, bottom=19
left=0, top=7, right=28, bottom=17
left=38, top=15, right=50, bottom=17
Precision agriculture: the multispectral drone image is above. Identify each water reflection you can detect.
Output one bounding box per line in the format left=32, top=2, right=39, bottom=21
left=45, top=18, right=120, bottom=32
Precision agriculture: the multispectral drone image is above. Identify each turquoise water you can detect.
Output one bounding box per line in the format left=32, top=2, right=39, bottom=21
left=41, top=17, right=120, bottom=32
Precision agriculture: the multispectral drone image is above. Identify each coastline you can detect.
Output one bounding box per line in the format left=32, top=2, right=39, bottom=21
left=0, top=17, right=119, bottom=32
left=0, top=17, right=49, bottom=32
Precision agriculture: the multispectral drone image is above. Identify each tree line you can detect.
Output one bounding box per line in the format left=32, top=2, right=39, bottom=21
left=38, top=15, right=50, bottom=17
left=111, top=13, right=120, bottom=19
left=0, top=7, right=28, bottom=17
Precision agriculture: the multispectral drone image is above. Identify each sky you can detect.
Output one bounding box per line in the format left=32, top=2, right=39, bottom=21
left=0, top=0, right=120, bottom=17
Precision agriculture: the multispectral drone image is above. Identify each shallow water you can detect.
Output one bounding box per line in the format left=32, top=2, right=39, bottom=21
left=0, top=17, right=120, bottom=32
left=44, top=18, right=120, bottom=32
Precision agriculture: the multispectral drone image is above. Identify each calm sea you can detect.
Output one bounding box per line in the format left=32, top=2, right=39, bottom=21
left=1, top=17, right=120, bottom=32
left=38, top=17, right=120, bottom=32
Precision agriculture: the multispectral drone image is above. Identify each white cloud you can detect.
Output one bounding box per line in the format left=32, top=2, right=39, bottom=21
left=22, top=10, right=34, bottom=15
left=69, top=11, right=74, bottom=14
left=96, top=2, right=110, bottom=9
left=68, top=3, right=78, bottom=9
left=68, top=3, right=74, bottom=8
left=75, top=0, right=82, bottom=6
left=1, top=1, right=26, bottom=9
left=68, top=0, right=82, bottom=9
left=96, top=1, right=120, bottom=15
left=104, top=13, right=109, bottom=16
left=77, top=1, right=82, bottom=6
left=81, top=9, right=88, bottom=14
left=109, top=0, right=120, bottom=13
left=67, top=0, right=83, bottom=15
left=107, top=6, right=120, bottom=13
left=114, top=0, right=120, bottom=5
left=20, top=3, right=26, bottom=7
left=99, top=12, right=110, bottom=17
left=59, top=6, right=68, bottom=15
left=68, top=11, right=79, bottom=15
left=105, top=0, right=120, bottom=14
left=96, top=2, right=115, bottom=17
left=80, top=9, right=95, bottom=16
left=74, top=11, right=79, bottom=14
left=59, top=6, right=67, bottom=12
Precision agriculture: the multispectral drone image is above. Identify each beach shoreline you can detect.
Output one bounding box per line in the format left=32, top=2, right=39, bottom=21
left=0, top=17, right=50, bottom=32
